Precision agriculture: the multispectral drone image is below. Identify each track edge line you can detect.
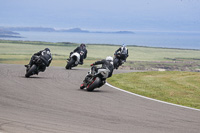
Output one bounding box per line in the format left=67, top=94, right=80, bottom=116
left=106, top=83, right=200, bottom=112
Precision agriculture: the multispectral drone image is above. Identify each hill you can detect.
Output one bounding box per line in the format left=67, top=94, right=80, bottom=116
left=0, top=26, right=134, bottom=34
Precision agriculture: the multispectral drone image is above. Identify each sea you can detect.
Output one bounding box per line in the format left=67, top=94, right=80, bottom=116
left=1, top=31, right=200, bottom=50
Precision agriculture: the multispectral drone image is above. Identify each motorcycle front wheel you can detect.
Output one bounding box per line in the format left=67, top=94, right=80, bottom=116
left=113, top=58, right=119, bottom=69
left=66, top=58, right=75, bottom=69
left=25, top=64, right=37, bottom=78
left=86, top=77, right=101, bottom=92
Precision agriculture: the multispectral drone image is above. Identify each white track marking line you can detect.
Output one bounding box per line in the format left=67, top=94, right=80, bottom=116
left=106, top=83, right=200, bottom=112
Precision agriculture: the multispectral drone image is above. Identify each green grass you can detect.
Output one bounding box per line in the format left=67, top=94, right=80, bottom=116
left=1, top=40, right=200, bottom=66
left=107, top=71, right=200, bottom=109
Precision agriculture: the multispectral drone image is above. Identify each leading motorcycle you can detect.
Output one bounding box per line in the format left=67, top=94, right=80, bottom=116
left=80, top=66, right=109, bottom=91
left=25, top=56, right=46, bottom=78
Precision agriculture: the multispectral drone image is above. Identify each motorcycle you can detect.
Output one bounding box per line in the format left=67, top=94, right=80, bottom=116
left=66, top=52, right=81, bottom=69
left=113, top=53, right=125, bottom=69
left=25, top=56, right=46, bottom=78
left=80, top=66, right=109, bottom=91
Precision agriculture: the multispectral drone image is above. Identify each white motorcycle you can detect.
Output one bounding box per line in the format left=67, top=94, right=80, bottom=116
left=65, top=52, right=81, bottom=69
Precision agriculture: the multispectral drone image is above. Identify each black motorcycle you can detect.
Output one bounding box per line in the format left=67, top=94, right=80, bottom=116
left=25, top=56, right=46, bottom=78
left=80, top=66, right=108, bottom=91
left=113, top=53, right=125, bottom=69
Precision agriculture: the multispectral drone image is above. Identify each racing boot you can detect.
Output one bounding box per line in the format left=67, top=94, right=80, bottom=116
left=80, top=83, right=85, bottom=89
left=24, top=64, right=31, bottom=69
left=78, top=61, right=83, bottom=65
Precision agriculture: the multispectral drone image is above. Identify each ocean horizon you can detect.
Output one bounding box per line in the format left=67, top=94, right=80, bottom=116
left=1, top=31, right=200, bottom=50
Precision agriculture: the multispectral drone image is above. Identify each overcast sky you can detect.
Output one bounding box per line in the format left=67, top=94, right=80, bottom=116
left=0, top=0, right=200, bottom=31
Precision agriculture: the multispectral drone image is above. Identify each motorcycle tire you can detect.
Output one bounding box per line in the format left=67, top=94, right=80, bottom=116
left=25, top=64, right=37, bottom=78
left=86, top=77, right=101, bottom=92
left=66, top=58, right=75, bottom=69
left=113, top=58, right=119, bottom=69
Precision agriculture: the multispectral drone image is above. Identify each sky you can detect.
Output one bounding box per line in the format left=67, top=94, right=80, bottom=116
left=0, top=0, right=200, bottom=32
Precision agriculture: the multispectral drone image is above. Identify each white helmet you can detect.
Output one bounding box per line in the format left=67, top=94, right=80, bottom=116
left=106, top=56, right=113, bottom=61
left=122, top=44, right=126, bottom=47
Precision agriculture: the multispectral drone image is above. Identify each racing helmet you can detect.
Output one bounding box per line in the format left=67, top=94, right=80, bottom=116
left=80, top=43, right=86, bottom=47
left=44, top=48, right=50, bottom=52
left=122, top=44, right=126, bottom=48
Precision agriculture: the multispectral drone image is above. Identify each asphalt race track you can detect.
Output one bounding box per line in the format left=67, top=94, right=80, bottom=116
left=0, top=64, right=200, bottom=133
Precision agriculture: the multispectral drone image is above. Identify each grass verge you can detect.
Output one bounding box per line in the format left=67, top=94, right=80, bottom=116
left=107, top=71, right=200, bottom=109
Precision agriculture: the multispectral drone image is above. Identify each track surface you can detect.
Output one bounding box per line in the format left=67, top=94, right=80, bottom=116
left=0, top=64, right=199, bottom=133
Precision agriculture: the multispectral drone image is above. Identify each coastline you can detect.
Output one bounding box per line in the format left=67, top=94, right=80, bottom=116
left=0, top=30, right=199, bottom=50
left=0, top=39, right=200, bottom=51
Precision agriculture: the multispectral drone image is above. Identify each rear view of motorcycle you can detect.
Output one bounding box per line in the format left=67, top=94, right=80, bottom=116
left=80, top=66, right=108, bottom=91
left=66, top=52, right=80, bottom=69
left=25, top=56, right=46, bottom=78
left=113, top=53, right=123, bottom=69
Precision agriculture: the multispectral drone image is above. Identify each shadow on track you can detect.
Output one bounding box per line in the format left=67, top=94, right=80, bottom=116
left=19, top=76, right=50, bottom=79
left=78, top=88, right=112, bottom=93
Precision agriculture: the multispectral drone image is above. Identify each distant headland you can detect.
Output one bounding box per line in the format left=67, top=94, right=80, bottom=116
left=0, top=26, right=135, bottom=38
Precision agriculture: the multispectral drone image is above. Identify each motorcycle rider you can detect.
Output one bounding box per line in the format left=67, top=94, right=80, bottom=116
left=89, top=56, right=114, bottom=86
left=114, top=44, right=129, bottom=69
left=69, top=43, right=87, bottom=65
left=114, top=44, right=129, bottom=62
left=25, top=48, right=52, bottom=72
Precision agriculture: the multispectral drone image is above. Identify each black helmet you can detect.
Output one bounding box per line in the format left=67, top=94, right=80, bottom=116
left=80, top=43, right=86, bottom=47
left=45, top=48, right=50, bottom=52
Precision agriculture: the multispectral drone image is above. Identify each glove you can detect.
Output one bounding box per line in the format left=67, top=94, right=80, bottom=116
left=90, top=64, right=93, bottom=66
